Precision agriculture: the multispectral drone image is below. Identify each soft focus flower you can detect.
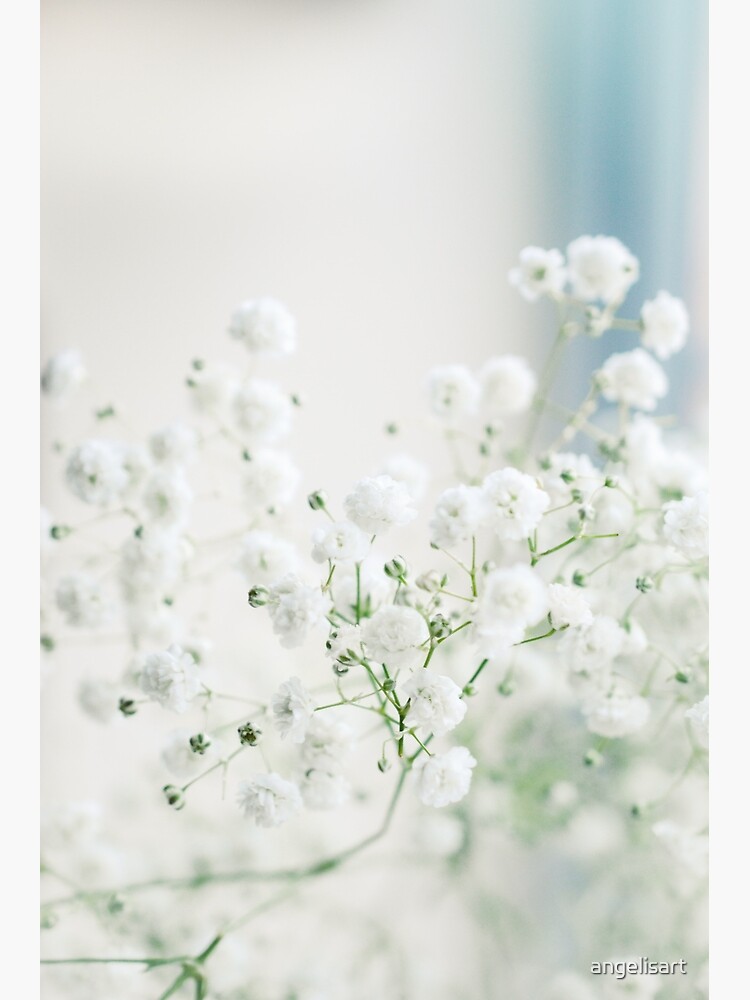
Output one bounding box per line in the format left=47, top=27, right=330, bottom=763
left=41, top=350, right=87, bottom=401
left=271, top=677, right=316, bottom=743
left=548, top=583, right=593, bottom=630
left=149, top=422, right=197, bottom=467
left=426, top=365, right=479, bottom=421
left=402, top=671, right=467, bottom=736
left=566, top=235, right=639, bottom=303
left=65, top=440, right=131, bottom=506
left=118, top=527, right=187, bottom=605
left=539, top=451, right=601, bottom=506
left=228, top=297, right=296, bottom=357
left=479, top=355, right=537, bottom=416
left=142, top=471, right=193, bottom=529
left=237, top=774, right=302, bottom=827
left=685, top=695, right=709, bottom=749
left=138, top=644, right=201, bottom=713
left=242, top=450, right=300, bottom=513
left=77, top=678, right=119, bottom=724
left=662, top=492, right=708, bottom=560
left=473, top=564, right=548, bottom=653
left=640, top=290, right=689, bottom=359
left=598, top=348, right=668, bottom=411
left=266, top=575, right=331, bottom=649
left=343, top=475, right=417, bottom=534
left=361, top=605, right=430, bottom=669
left=187, top=362, right=239, bottom=416
left=378, top=453, right=429, bottom=501
left=482, top=467, right=550, bottom=541
left=235, top=530, right=298, bottom=586
left=332, top=559, right=391, bottom=615
left=560, top=615, right=626, bottom=683
left=652, top=820, right=708, bottom=877
left=300, top=770, right=351, bottom=810
left=429, top=485, right=485, bottom=549
left=413, top=746, right=477, bottom=807
left=231, top=378, right=293, bottom=444
left=508, top=246, right=566, bottom=302
left=301, top=716, right=353, bottom=771
left=583, top=691, right=650, bottom=738
left=324, top=623, right=363, bottom=665
left=311, top=521, right=370, bottom=564
left=55, top=574, right=111, bottom=628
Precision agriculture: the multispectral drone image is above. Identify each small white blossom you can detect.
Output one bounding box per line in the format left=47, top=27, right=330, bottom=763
left=426, top=365, right=479, bottom=421
left=187, top=363, right=239, bottom=416
left=271, top=677, right=316, bottom=743
left=332, top=560, right=391, bottom=616
left=361, top=605, right=430, bottom=669
left=231, top=378, right=293, bottom=444
left=237, top=774, right=302, bottom=827
left=242, top=450, right=301, bottom=514
left=640, top=290, right=689, bottom=359
left=142, top=471, right=193, bottom=529
left=583, top=691, right=650, bottom=738
left=161, top=730, right=215, bottom=779
left=149, top=422, right=197, bottom=467
left=560, top=615, right=626, bottom=684
left=598, top=348, right=668, bottom=411
left=118, top=528, right=188, bottom=605
left=482, top=467, right=550, bottom=541
left=378, top=454, right=429, bottom=502
left=566, top=235, right=639, bottom=304
left=343, top=475, right=417, bottom=535
left=480, top=355, right=537, bottom=417
left=413, top=746, right=477, bottom=807
left=508, top=246, right=566, bottom=302
left=41, top=350, right=87, bottom=401
left=43, top=802, right=102, bottom=849
left=311, top=521, right=370, bottom=564
left=402, top=671, right=467, bottom=736
left=301, top=770, right=351, bottom=810
left=324, top=623, right=363, bottom=664
left=138, top=644, right=201, bottom=713
left=77, top=678, right=119, bottom=724
left=685, top=695, right=709, bottom=749
left=228, top=297, right=296, bottom=357
left=266, top=575, right=331, bottom=649
left=662, top=492, right=708, bottom=560
left=652, top=820, right=708, bottom=877
left=55, top=574, right=111, bottom=628
left=65, top=440, right=131, bottom=506
left=473, top=564, right=548, bottom=653
left=301, top=716, right=353, bottom=771
left=548, top=583, right=593, bottom=630
left=235, top=530, right=298, bottom=586
left=539, top=452, right=601, bottom=506
left=429, top=485, right=485, bottom=549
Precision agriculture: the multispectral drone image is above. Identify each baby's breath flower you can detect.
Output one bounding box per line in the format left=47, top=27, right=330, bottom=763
left=55, top=574, right=111, bottom=628
left=598, top=348, right=668, bottom=411
left=566, top=235, right=639, bottom=304
left=138, top=644, right=201, bottom=713
left=271, top=677, right=316, bottom=743
left=300, top=770, right=351, bottom=810
left=473, top=564, right=548, bottom=654
left=662, top=492, right=708, bottom=560
left=402, top=671, right=467, bottom=736
left=685, top=695, right=709, bottom=748
left=242, top=450, right=301, bottom=514
left=237, top=774, right=302, bottom=827
left=343, top=475, right=417, bottom=535
left=148, top=422, right=197, bottom=468
left=547, top=583, right=593, bottom=630
left=231, top=378, right=293, bottom=445
left=413, top=746, right=477, bottom=808
left=378, top=453, right=429, bottom=501
left=508, top=246, right=566, bottom=302
left=142, top=471, right=193, bottom=530
left=41, top=350, right=87, bottom=401
left=77, top=678, right=119, bottom=724
left=482, top=467, right=550, bottom=541
left=361, top=605, right=430, bottom=669
left=479, top=355, right=537, bottom=417
left=266, top=575, right=331, bottom=649
left=65, top=440, right=131, bottom=506
left=426, top=365, right=479, bottom=421
left=311, top=521, right=370, bottom=564
left=235, top=531, right=298, bottom=586
left=640, top=290, right=689, bottom=359
left=429, top=485, right=486, bottom=549
left=582, top=690, right=650, bottom=738
left=228, top=297, right=296, bottom=357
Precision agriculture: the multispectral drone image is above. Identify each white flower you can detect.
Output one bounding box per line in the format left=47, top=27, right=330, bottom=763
left=566, top=235, right=639, bottom=303
left=402, top=671, right=467, bottom=736
left=77, top=678, right=119, bottom=724
left=231, top=378, right=293, bottom=445
left=429, top=485, right=486, bottom=549
left=343, top=475, right=417, bottom=534
left=242, top=450, right=300, bottom=513
left=142, top=471, right=193, bottom=529
left=324, top=623, right=363, bottom=664
left=228, top=297, right=296, bottom=357
left=413, top=746, right=477, bottom=807
left=41, top=350, right=87, bottom=401
left=161, top=730, right=214, bottom=779
left=149, top=422, right=197, bottom=467
left=482, top=467, right=550, bottom=541
left=598, top=348, right=668, bottom=411
left=685, top=695, right=709, bottom=749
left=301, top=715, right=353, bottom=771
left=118, top=527, right=188, bottom=605
left=65, top=440, right=131, bottom=506
left=311, top=521, right=370, bottom=564
left=508, top=246, right=566, bottom=301
left=426, top=365, right=479, bottom=421
left=138, top=644, right=201, bottom=713
left=539, top=451, right=601, bottom=506
left=266, top=575, right=331, bottom=649
left=237, top=774, right=302, bottom=827
left=378, top=453, right=429, bottom=501
left=235, top=530, right=298, bottom=586
left=271, top=677, right=316, bottom=743
left=652, top=820, right=708, bottom=877
left=640, top=290, right=689, bottom=359
left=662, top=492, right=708, bottom=560
left=187, top=363, right=239, bottom=416
left=548, top=583, right=593, bottom=630
left=560, top=615, right=626, bottom=681
left=473, top=564, right=548, bottom=653
left=55, top=574, right=111, bottom=628
left=361, top=605, right=430, bottom=669
left=479, top=355, right=537, bottom=416
left=301, top=770, right=351, bottom=810
left=43, top=802, right=102, bottom=849
left=332, top=559, right=391, bottom=616
left=583, top=691, right=650, bottom=738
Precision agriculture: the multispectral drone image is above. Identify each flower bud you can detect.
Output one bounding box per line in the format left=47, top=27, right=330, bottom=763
left=238, top=722, right=263, bottom=747
left=584, top=749, right=604, bottom=767
left=118, top=697, right=137, bottom=717
left=189, top=733, right=211, bottom=755
left=572, top=570, right=586, bottom=587
left=377, top=757, right=391, bottom=773
left=50, top=524, right=72, bottom=541
left=307, top=490, right=328, bottom=511
left=332, top=662, right=350, bottom=677
left=40, top=634, right=55, bottom=652
left=604, top=475, right=618, bottom=488
left=162, top=785, right=185, bottom=810
left=674, top=670, right=691, bottom=684
left=462, top=683, right=477, bottom=697
left=635, top=576, right=654, bottom=594
left=247, top=585, right=270, bottom=608
left=429, top=614, right=452, bottom=640
left=384, top=556, right=408, bottom=580
left=382, top=678, right=396, bottom=693
left=497, top=679, right=515, bottom=697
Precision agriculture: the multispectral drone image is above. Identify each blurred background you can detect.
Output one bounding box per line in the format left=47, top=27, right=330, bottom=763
left=41, top=2, right=708, bottom=997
